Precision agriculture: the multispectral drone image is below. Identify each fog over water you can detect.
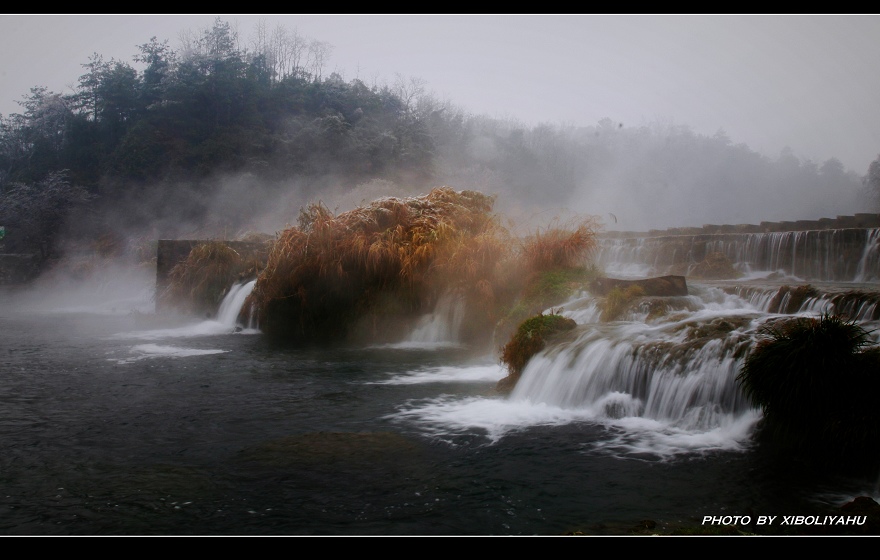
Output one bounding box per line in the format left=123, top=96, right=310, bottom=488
left=2, top=15, right=880, bottom=536
left=3, top=243, right=880, bottom=534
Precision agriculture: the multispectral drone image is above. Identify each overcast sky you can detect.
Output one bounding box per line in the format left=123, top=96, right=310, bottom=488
left=2, top=14, right=879, bottom=174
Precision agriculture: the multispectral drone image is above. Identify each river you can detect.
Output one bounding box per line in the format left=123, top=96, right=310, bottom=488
left=1, top=261, right=878, bottom=536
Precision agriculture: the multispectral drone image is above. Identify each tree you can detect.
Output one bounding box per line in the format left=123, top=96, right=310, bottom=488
left=306, top=40, right=333, bottom=82
left=135, top=37, right=175, bottom=109
left=865, top=154, right=880, bottom=209
left=0, top=170, right=92, bottom=260
left=248, top=21, right=310, bottom=83
left=0, top=87, right=75, bottom=182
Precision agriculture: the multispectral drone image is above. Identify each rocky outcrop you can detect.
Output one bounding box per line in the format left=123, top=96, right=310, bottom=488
left=496, top=313, right=578, bottom=394
left=686, top=251, right=742, bottom=279
left=590, top=275, right=688, bottom=297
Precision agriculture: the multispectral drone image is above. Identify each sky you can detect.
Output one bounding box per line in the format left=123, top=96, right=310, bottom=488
left=1, top=14, right=879, bottom=174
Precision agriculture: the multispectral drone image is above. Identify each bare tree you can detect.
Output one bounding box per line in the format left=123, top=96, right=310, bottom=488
left=248, top=22, right=311, bottom=82
left=286, top=28, right=310, bottom=80
left=393, top=74, right=427, bottom=117
left=177, top=28, right=199, bottom=62
left=865, top=154, right=880, bottom=210
left=249, top=19, right=270, bottom=63
left=307, top=40, right=333, bottom=82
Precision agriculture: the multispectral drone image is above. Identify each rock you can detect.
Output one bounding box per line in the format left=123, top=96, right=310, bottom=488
left=496, top=313, right=578, bottom=394
left=591, top=275, right=688, bottom=297
left=689, top=251, right=742, bottom=279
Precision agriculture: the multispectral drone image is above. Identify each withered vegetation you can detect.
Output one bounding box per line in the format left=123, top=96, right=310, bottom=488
left=164, top=239, right=270, bottom=316
left=244, top=187, right=600, bottom=345
left=496, top=312, right=578, bottom=394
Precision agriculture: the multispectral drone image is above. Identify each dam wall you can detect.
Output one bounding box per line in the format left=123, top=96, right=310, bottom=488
left=596, top=214, right=880, bottom=283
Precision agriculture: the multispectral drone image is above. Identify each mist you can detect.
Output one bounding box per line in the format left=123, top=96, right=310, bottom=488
left=4, top=16, right=880, bottom=538
left=0, top=15, right=876, bottom=295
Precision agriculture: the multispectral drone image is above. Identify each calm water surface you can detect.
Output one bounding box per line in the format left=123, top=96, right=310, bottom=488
left=1, top=276, right=877, bottom=536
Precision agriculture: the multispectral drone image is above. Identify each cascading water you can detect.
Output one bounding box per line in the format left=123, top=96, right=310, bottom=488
left=490, top=286, right=765, bottom=456
left=217, top=279, right=257, bottom=329
left=408, top=291, right=466, bottom=343
left=391, top=218, right=880, bottom=463
left=111, top=279, right=259, bottom=354
left=596, top=227, right=880, bottom=282
left=719, top=284, right=880, bottom=324
left=856, top=228, right=880, bottom=283
left=393, top=285, right=767, bottom=456
left=378, top=291, right=467, bottom=349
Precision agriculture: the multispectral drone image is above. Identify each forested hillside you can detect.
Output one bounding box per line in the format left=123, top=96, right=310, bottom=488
left=0, top=18, right=872, bottom=276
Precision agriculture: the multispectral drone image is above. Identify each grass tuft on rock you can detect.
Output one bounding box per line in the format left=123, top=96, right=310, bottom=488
left=737, top=313, right=880, bottom=471
left=496, top=312, right=577, bottom=393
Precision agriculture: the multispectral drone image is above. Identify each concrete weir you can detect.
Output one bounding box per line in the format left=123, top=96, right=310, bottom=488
left=151, top=214, right=880, bottom=315
left=596, top=214, right=880, bottom=283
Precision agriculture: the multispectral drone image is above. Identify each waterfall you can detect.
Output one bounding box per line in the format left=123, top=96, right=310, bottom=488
left=216, top=280, right=257, bottom=330
left=510, top=304, right=757, bottom=426
left=398, top=285, right=770, bottom=455
left=495, top=277, right=877, bottom=455
left=396, top=225, right=880, bottom=457
left=109, top=279, right=258, bottom=362
left=406, top=291, right=467, bottom=345
left=596, top=227, right=879, bottom=282
left=501, top=232, right=880, bottom=456
left=722, top=284, right=880, bottom=321
left=856, top=228, right=880, bottom=282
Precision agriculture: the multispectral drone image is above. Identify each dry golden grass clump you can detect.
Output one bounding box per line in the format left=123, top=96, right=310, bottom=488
left=249, top=188, right=512, bottom=343
left=520, top=217, right=601, bottom=273
left=165, top=240, right=266, bottom=316
left=493, top=218, right=602, bottom=343
left=246, top=187, right=602, bottom=346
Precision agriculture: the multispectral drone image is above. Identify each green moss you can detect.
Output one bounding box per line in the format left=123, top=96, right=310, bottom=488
left=497, top=313, right=577, bottom=393
left=495, top=265, right=597, bottom=346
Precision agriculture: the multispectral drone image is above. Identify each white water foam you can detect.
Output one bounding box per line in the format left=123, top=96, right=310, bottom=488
left=390, top=395, right=597, bottom=444
left=372, top=291, right=467, bottom=350
left=390, top=287, right=766, bottom=458
left=111, top=280, right=258, bottom=362
left=112, top=343, right=228, bottom=364
left=114, top=280, right=259, bottom=340
left=369, top=363, right=505, bottom=385
left=216, top=280, right=257, bottom=328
